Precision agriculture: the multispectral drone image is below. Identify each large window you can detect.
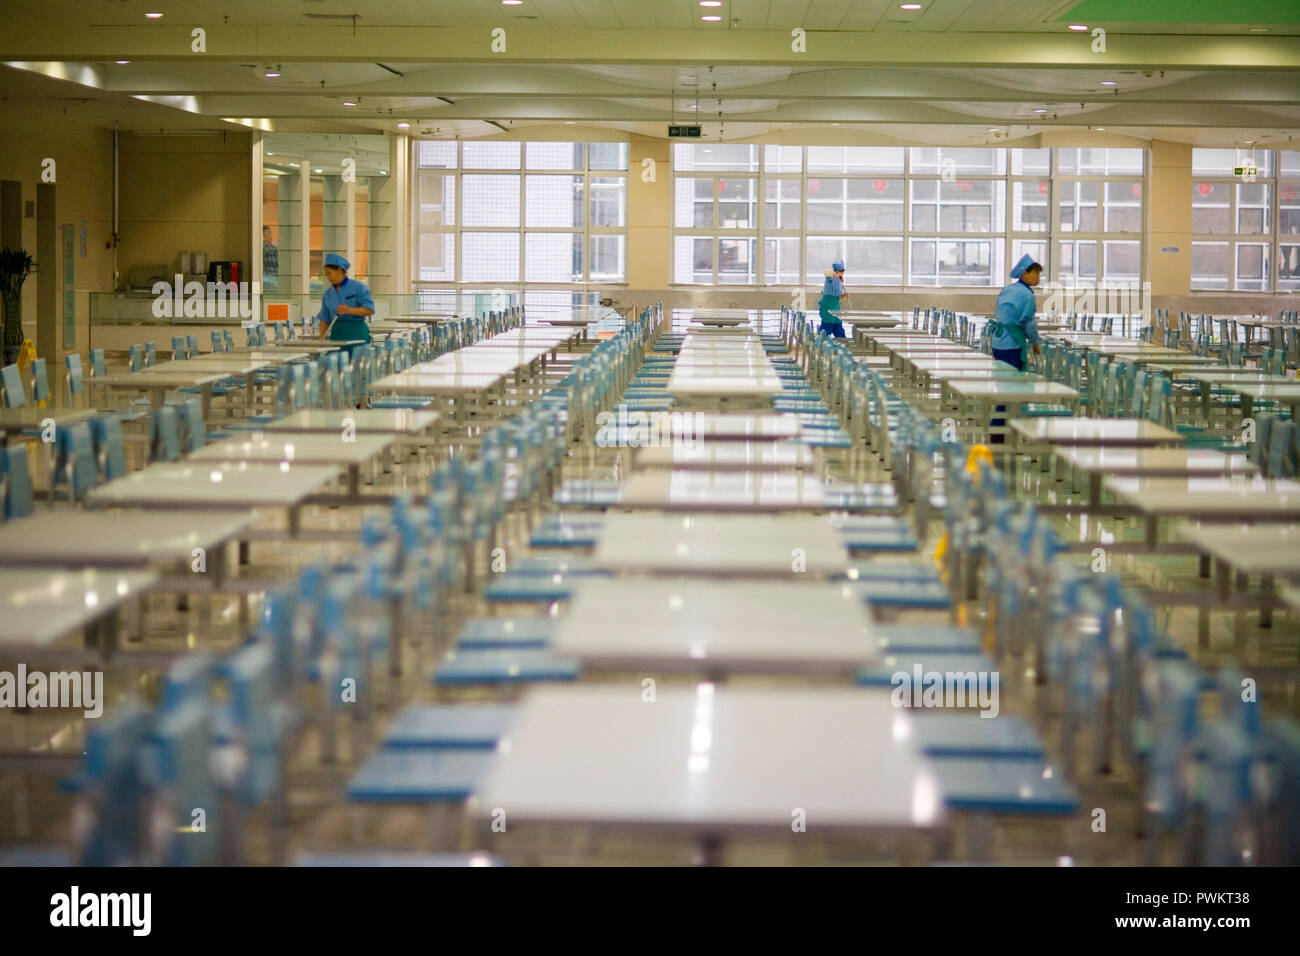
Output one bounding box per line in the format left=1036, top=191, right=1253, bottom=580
left=413, top=140, right=628, bottom=287
left=1191, top=149, right=1299, bottom=292
left=671, top=145, right=1145, bottom=288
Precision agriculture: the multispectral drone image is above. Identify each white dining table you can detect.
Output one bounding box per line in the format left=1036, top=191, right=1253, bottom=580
left=590, top=513, right=849, bottom=576
left=469, top=685, right=943, bottom=861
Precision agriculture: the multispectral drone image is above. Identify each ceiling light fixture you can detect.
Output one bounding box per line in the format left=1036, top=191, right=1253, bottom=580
left=700, top=1, right=723, bottom=6
left=397, top=122, right=410, bottom=129
left=1100, top=80, right=1116, bottom=86
left=1033, top=108, right=1047, bottom=113
left=343, top=101, right=356, bottom=107
left=900, top=4, right=922, bottom=10
left=502, top=1, right=523, bottom=5
left=115, top=59, right=130, bottom=65
left=145, top=12, right=163, bottom=19
left=314, top=168, right=323, bottom=173
left=701, top=15, right=721, bottom=21
left=1248, top=27, right=1269, bottom=33
left=264, top=69, right=280, bottom=78
left=1067, top=24, right=1087, bottom=31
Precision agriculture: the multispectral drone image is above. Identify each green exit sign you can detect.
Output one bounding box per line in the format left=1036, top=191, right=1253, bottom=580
left=1235, top=165, right=1257, bottom=177
left=668, top=125, right=702, bottom=138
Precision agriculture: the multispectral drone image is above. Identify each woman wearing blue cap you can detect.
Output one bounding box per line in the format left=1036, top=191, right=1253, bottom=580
left=987, top=253, right=1042, bottom=370
left=986, top=253, right=1042, bottom=442
left=818, top=261, right=850, bottom=337
left=315, top=253, right=374, bottom=350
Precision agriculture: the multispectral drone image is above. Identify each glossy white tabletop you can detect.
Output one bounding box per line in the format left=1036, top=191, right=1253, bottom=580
left=632, top=441, right=816, bottom=471
left=0, top=509, right=255, bottom=567
left=0, top=408, right=94, bottom=432
left=87, top=461, right=339, bottom=508
left=142, top=359, right=269, bottom=374
left=591, top=513, right=849, bottom=576
left=1103, top=476, right=1300, bottom=518
left=1009, top=417, right=1182, bottom=444
left=619, top=469, right=828, bottom=511
left=261, top=409, right=440, bottom=435
left=664, top=413, right=802, bottom=441
left=556, top=577, right=874, bottom=673
left=1176, top=523, right=1300, bottom=575
left=0, top=568, right=158, bottom=648
left=187, top=432, right=392, bottom=466
left=1051, top=446, right=1257, bottom=477
left=370, top=371, right=506, bottom=393
left=95, top=370, right=227, bottom=389
left=471, top=685, right=943, bottom=833
left=949, top=381, right=1078, bottom=400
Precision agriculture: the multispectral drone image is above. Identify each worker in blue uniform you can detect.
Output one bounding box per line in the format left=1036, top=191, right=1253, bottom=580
left=818, top=261, right=850, bottom=337
left=986, top=253, right=1043, bottom=442
left=315, top=253, right=374, bottom=353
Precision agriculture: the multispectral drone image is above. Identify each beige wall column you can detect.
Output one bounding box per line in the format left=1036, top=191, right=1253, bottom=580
left=1148, top=140, right=1193, bottom=315
left=627, top=135, right=670, bottom=291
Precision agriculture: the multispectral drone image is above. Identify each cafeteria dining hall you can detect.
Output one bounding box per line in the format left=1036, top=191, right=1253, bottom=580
left=0, top=0, right=1296, bottom=910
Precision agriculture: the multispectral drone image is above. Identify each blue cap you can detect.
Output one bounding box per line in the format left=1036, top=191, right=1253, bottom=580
left=324, top=253, right=350, bottom=271
left=832, top=261, right=845, bottom=272
left=1010, top=253, right=1039, bottom=278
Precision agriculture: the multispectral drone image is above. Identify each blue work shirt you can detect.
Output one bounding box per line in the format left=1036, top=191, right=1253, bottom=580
left=822, top=274, right=845, bottom=297
left=315, top=276, right=375, bottom=342
left=989, top=278, right=1039, bottom=351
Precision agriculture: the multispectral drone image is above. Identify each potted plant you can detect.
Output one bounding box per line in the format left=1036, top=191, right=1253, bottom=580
left=0, top=247, right=38, bottom=366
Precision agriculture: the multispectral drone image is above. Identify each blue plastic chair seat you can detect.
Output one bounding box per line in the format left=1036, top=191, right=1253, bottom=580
left=346, top=750, right=494, bottom=803
left=874, top=625, right=982, bottom=654
left=483, top=576, right=575, bottom=603
left=856, top=652, right=997, bottom=689
left=928, top=757, right=1079, bottom=815
left=382, top=704, right=516, bottom=750
left=843, top=562, right=942, bottom=584
left=861, top=579, right=952, bottom=610
left=910, top=714, right=1046, bottom=760
left=433, top=649, right=580, bottom=685
left=455, top=617, right=555, bottom=650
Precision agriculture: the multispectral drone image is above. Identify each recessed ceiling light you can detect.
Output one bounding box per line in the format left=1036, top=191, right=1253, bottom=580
left=343, top=101, right=356, bottom=107
left=115, top=59, right=129, bottom=65
left=1096, top=127, right=1106, bottom=131
left=700, top=1, right=723, bottom=5
left=397, top=122, right=410, bottom=129
left=687, top=104, right=698, bottom=110
left=701, top=15, right=721, bottom=20
left=900, top=3, right=922, bottom=9
left=264, top=70, right=280, bottom=78
left=1100, top=80, right=1116, bottom=86
left=503, top=1, right=523, bottom=5
left=1248, top=27, right=1269, bottom=33
left=565, top=121, right=576, bottom=125
left=1033, top=108, right=1047, bottom=113
left=314, top=168, right=322, bottom=173
left=1068, top=24, right=1087, bottom=31
left=987, top=127, right=998, bottom=132
left=145, top=12, right=163, bottom=18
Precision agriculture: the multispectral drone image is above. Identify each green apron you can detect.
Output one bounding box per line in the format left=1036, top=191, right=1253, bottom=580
left=986, top=320, right=1028, bottom=364
left=818, top=294, right=843, bottom=331
left=328, top=316, right=370, bottom=344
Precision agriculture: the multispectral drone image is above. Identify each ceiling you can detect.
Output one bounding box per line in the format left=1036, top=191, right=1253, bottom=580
left=1, top=1, right=1298, bottom=147
left=8, top=0, right=1300, bottom=33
